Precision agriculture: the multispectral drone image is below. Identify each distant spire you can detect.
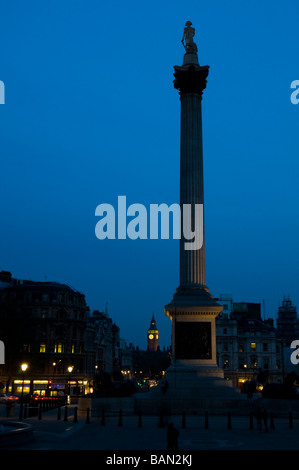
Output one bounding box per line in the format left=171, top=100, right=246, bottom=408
left=150, top=314, right=156, bottom=329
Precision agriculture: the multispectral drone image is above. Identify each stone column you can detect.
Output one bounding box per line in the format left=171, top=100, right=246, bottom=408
left=164, top=30, right=224, bottom=380
left=174, top=61, right=209, bottom=288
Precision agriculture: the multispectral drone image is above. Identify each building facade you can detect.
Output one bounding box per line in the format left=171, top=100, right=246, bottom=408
left=0, top=271, right=133, bottom=396
left=276, top=296, right=299, bottom=346
left=216, top=298, right=282, bottom=390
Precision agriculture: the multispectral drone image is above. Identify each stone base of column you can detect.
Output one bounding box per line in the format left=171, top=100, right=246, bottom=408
left=165, top=285, right=222, bottom=365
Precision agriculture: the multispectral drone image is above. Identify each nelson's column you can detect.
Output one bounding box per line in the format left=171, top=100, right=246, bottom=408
left=163, top=22, right=239, bottom=402
left=136, top=22, right=241, bottom=413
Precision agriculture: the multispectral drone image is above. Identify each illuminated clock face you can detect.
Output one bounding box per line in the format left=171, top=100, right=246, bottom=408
left=156, top=335, right=159, bottom=339
left=149, top=334, right=154, bottom=340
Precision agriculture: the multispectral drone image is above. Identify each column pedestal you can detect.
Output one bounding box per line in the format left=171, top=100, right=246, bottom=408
left=164, top=285, right=225, bottom=389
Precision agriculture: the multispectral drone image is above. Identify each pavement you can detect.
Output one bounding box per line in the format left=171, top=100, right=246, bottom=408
left=1, top=404, right=299, bottom=452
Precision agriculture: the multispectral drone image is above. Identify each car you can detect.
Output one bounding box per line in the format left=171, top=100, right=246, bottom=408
left=15, top=393, right=39, bottom=404
left=0, top=393, right=17, bottom=404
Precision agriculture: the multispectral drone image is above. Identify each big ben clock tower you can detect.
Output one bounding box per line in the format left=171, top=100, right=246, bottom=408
left=147, top=315, right=159, bottom=352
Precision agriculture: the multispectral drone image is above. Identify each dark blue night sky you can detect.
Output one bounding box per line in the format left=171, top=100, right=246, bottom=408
left=0, top=0, right=298, bottom=349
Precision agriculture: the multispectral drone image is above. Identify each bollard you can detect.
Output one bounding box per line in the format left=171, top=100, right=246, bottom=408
left=64, top=405, right=68, bottom=422
left=270, top=412, right=275, bottom=430
left=101, top=408, right=105, bottom=426
left=86, top=408, right=90, bottom=424
left=159, top=411, right=164, bottom=428
left=138, top=410, right=142, bottom=428
left=289, top=411, right=294, bottom=429
left=227, top=411, right=232, bottom=429
left=205, top=411, right=208, bottom=429
left=57, top=405, right=61, bottom=420
left=38, top=403, right=42, bottom=420
left=249, top=412, right=254, bottom=430
left=19, top=403, right=23, bottom=420
left=74, top=407, right=78, bottom=423
left=118, top=409, right=123, bottom=427
left=182, top=411, right=186, bottom=429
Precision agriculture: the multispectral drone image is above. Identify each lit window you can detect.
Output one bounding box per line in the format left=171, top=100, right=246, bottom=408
left=250, top=356, right=258, bottom=368
left=251, top=342, right=256, bottom=352
left=54, top=343, right=64, bottom=353
left=72, top=344, right=75, bottom=354
left=40, top=344, right=46, bottom=353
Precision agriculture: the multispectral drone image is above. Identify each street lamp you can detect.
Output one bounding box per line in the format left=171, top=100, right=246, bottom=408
left=52, top=362, right=56, bottom=381
left=19, top=363, right=28, bottom=419
left=67, top=366, right=73, bottom=401
left=21, top=363, right=28, bottom=396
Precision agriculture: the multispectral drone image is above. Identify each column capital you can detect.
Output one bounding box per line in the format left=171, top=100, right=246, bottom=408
left=173, top=64, right=209, bottom=96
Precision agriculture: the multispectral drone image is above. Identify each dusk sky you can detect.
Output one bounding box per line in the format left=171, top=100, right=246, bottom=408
left=0, top=0, right=298, bottom=349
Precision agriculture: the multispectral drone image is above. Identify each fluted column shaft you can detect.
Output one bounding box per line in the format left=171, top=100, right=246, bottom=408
left=173, top=63, right=209, bottom=289
left=180, top=92, right=205, bottom=286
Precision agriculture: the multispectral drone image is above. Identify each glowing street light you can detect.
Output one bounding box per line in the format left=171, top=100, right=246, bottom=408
left=19, top=363, right=28, bottom=420
left=67, top=366, right=73, bottom=399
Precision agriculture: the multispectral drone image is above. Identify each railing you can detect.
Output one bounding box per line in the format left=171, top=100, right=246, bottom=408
left=19, top=396, right=67, bottom=419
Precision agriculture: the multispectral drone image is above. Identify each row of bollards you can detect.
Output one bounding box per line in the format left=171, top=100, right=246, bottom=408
left=21, top=404, right=297, bottom=430
left=96, top=409, right=295, bottom=430
left=82, top=408, right=293, bottom=430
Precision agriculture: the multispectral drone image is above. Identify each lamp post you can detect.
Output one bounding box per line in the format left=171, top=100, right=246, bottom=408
left=67, top=366, right=73, bottom=403
left=52, top=362, right=56, bottom=383
left=19, top=363, right=28, bottom=419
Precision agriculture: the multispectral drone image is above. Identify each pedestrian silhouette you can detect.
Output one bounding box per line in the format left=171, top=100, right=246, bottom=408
left=262, top=407, right=268, bottom=432
left=161, top=379, right=169, bottom=395
left=256, top=408, right=263, bottom=432
left=247, top=391, right=253, bottom=405
left=167, top=423, right=179, bottom=451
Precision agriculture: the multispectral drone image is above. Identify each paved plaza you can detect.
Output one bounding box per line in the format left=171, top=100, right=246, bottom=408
left=1, top=404, right=299, bottom=451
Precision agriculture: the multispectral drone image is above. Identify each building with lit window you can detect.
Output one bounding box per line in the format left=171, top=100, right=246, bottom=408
left=0, top=271, right=133, bottom=397
left=216, top=298, right=280, bottom=389
left=275, top=296, right=299, bottom=376
left=0, top=271, right=91, bottom=396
